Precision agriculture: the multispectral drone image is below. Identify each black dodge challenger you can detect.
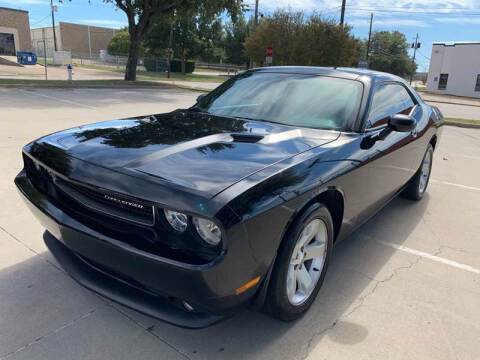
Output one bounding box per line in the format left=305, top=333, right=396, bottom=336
left=15, top=67, right=443, bottom=328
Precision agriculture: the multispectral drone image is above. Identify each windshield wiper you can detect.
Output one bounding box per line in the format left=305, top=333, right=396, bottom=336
left=232, top=116, right=286, bottom=126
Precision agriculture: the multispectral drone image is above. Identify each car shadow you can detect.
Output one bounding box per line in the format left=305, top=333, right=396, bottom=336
left=113, top=194, right=431, bottom=359
left=0, top=194, right=430, bottom=359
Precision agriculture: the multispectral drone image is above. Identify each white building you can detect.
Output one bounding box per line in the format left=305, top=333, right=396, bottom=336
left=426, top=41, right=480, bottom=98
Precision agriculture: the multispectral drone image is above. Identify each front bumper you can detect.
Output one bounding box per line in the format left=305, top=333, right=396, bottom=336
left=15, top=170, right=264, bottom=328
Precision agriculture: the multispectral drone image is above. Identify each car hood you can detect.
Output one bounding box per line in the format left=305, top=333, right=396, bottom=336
left=26, top=110, right=339, bottom=198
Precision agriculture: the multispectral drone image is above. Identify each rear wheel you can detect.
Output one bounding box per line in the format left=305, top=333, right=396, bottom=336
left=401, top=144, right=434, bottom=201
left=267, top=203, right=333, bottom=321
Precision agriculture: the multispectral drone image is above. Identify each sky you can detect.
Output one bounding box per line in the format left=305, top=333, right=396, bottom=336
left=2, top=0, right=480, bottom=71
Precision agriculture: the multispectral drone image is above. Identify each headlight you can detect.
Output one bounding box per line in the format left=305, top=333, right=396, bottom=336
left=192, top=217, right=221, bottom=246
left=164, top=209, right=188, bottom=233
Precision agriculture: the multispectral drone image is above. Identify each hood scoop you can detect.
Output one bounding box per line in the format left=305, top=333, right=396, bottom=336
left=231, top=133, right=264, bottom=143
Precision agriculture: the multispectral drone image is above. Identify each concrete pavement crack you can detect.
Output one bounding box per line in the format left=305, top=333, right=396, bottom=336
left=299, top=255, right=422, bottom=360
left=108, top=304, right=193, bottom=360
left=0, top=225, right=63, bottom=273
left=1, top=225, right=189, bottom=360
left=0, top=308, right=97, bottom=360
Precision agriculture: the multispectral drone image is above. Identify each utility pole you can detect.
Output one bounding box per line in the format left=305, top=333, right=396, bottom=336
left=254, top=0, right=259, bottom=28
left=50, top=0, right=57, bottom=51
left=410, top=33, right=420, bottom=85
left=340, top=0, right=346, bottom=26
left=366, top=13, right=373, bottom=61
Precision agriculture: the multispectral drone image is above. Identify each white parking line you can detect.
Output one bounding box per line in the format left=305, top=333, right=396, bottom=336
left=377, top=240, right=480, bottom=275
left=430, top=179, right=480, bottom=192
left=17, top=89, right=98, bottom=110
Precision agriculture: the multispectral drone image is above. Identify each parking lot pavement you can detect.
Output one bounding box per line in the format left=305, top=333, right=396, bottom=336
left=425, top=101, right=480, bottom=121
left=1, top=87, right=479, bottom=360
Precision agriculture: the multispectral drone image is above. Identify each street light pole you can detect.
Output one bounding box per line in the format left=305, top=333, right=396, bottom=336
left=42, top=30, right=48, bottom=80
left=50, top=0, right=58, bottom=52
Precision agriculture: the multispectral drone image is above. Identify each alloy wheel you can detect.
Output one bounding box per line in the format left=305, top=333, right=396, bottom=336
left=286, top=218, right=328, bottom=306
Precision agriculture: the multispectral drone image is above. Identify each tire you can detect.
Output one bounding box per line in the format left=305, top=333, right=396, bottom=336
left=401, top=144, right=434, bottom=201
left=266, top=203, right=334, bottom=321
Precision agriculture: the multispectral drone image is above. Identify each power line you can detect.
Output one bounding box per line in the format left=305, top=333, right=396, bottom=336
left=417, top=50, right=431, bottom=61
left=347, top=6, right=480, bottom=16
left=30, top=14, right=51, bottom=26
left=349, top=5, right=480, bottom=11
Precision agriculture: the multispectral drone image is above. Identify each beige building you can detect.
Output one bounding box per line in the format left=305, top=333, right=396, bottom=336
left=0, top=7, right=32, bottom=55
left=426, top=42, right=480, bottom=98
left=31, top=22, right=118, bottom=58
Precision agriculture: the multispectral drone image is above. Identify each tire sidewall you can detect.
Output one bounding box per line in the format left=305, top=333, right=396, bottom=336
left=268, top=203, right=334, bottom=320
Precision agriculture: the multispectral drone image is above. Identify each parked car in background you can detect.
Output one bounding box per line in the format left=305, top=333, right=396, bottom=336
left=15, top=67, right=443, bottom=328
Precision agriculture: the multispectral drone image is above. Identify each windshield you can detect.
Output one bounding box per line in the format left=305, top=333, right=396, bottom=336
left=197, top=72, right=363, bottom=131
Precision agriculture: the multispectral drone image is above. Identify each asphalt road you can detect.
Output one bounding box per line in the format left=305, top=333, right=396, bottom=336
left=1, top=87, right=479, bottom=360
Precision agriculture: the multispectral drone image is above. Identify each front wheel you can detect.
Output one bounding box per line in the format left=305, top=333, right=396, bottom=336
left=266, top=203, right=333, bottom=321
left=401, top=144, right=434, bottom=201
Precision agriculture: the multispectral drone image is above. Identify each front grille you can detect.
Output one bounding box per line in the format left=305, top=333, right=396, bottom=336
left=54, top=178, right=155, bottom=226
left=23, top=153, right=154, bottom=226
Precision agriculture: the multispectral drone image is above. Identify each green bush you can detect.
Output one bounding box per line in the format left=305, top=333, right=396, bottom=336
left=170, top=59, right=195, bottom=73
left=143, top=59, right=195, bottom=73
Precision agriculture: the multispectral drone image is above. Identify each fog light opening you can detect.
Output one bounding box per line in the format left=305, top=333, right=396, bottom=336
left=182, top=300, right=195, bottom=312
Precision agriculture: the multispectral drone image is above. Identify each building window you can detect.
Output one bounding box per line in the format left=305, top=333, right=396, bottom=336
left=0, top=33, right=16, bottom=56
left=438, top=74, right=448, bottom=90
left=475, top=75, right=480, bottom=92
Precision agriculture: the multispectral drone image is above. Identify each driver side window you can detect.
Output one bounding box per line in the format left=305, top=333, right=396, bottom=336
left=367, top=83, right=415, bottom=129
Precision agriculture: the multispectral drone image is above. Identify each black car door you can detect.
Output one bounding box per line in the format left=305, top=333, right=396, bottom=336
left=349, top=82, right=419, bottom=225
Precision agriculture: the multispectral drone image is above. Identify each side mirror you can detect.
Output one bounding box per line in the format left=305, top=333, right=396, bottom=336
left=196, top=94, right=206, bottom=103
left=389, top=114, right=416, bottom=132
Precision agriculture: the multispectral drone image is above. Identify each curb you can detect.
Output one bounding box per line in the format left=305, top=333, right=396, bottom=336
left=0, top=82, right=212, bottom=92
left=424, top=99, right=480, bottom=108
left=0, top=84, right=171, bottom=89
left=445, top=121, right=480, bottom=129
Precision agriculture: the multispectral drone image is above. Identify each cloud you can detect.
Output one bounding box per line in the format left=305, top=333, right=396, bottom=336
left=78, top=19, right=127, bottom=28
left=348, top=18, right=431, bottom=27
left=435, top=16, right=480, bottom=23
left=0, top=0, right=50, bottom=5
left=247, top=0, right=480, bottom=12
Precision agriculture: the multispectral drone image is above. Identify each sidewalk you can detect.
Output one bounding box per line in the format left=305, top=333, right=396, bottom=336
left=0, top=63, right=123, bottom=81
left=148, top=78, right=219, bottom=92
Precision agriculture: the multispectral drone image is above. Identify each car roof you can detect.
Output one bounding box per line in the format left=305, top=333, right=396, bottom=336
left=252, top=66, right=406, bottom=85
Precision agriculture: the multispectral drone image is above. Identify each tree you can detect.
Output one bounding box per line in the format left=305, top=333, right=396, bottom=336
left=196, top=16, right=224, bottom=63
left=107, top=28, right=139, bottom=56
left=244, top=10, right=359, bottom=67
left=368, top=31, right=416, bottom=78
left=224, top=13, right=250, bottom=65
left=98, top=0, right=242, bottom=81
left=143, top=11, right=226, bottom=71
